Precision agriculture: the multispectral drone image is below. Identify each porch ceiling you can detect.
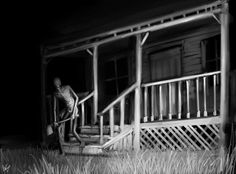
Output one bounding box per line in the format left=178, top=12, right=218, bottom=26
left=42, top=0, right=218, bottom=46
left=145, top=16, right=220, bottom=46
left=42, top=0, right=223, bottom=59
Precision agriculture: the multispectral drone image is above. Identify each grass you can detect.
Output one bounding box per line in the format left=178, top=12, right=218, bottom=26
left=0, top=147, right=235, bottom=174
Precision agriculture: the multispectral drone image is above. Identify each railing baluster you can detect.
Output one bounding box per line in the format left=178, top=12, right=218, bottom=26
left=178, top=81, right=182, bottom=119
left=81, top=102, right=85, bottom=126
left=109, top=107, right=114, bottom=137
left=186, top=80, right=190, bottom=118
left=196, top=78, right=200, bottom=117
left=120, top=97, right=125, bottom=132
left=168, top=83, right=172, bottom=120
left=203, top=76, right=208, bottom=117
left=213, top=75, right=217, bottom=116
left=100, top=115, right=103, bottom=144
left=144, top=87, right=148, bottom=122
left=141, top=71, right=220, bottom=120
left=151, top=86, right=155, bottom=121
left=159, top=85, right=163, bottom=120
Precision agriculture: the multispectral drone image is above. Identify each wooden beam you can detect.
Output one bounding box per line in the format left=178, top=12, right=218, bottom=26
left=141, top=116, right=221, bottom=129
left=144, top=87, right=148, bottom=122
left=99, top=115, right=104, bottom=144
left=220, top=2, right=230, bottom=148
left=178, top=81, right=182, bottom=119
left=134, top=34, right=142, bottom=151
left=142, top=71, right=220, bottom=87
left=93, top=46, right=98, bottom=124
left=109, top=108, right=114, bottom=137
left=120, top=98, right=125, bottom=132
left=81, top=103, right=85, bottom=126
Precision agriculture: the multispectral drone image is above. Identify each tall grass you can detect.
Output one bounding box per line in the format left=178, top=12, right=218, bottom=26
left=0, top=147, right=235, bottom=174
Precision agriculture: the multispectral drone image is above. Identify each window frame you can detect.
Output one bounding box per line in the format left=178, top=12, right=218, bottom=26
left=103, top=53, right=130, bottom=97
left=201, top=34, right=221, bottom=73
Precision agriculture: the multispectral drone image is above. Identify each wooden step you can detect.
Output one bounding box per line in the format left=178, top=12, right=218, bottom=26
left=80, top=134, right=111, bottom=145
left=79, top=125, right=120, bottom=135
left=61, top=143, right=104, bottom=155
left=61, top=141, right=84, bottom=154
left=64, top=133, right=111, bottom=146
left=82, top=145, right=103, bottom=154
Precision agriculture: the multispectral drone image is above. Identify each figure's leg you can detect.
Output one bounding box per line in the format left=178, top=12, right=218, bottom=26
left=72, top=109, right=83, bottom=144
left=56, top=124, right=65, bottom=155
left=68, top=113, right=75, bottom=142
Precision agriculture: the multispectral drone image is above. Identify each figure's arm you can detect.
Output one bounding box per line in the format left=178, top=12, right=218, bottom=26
left=69, top=86, right=79, bottom=117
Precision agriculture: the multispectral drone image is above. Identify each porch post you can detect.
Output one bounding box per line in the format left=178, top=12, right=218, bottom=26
left=220, top=2, right=230, bottom=148
left=93, top=46, right=98, bottom=124
left=41, top=56, right=47, bottom=143
left=134, top=34, right=142, bottom=151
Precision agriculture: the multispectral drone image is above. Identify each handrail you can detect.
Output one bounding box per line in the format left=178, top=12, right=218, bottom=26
left=101, top=126, right=133, bottom=149
left=78, top=92, right=94, bottom=105
left=142, top=71, right=220, bottom=87
left=99, top=83, right=137, bottom=115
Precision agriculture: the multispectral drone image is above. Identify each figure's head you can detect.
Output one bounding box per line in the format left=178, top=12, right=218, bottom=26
left=54, top=77, right=61, bottom=89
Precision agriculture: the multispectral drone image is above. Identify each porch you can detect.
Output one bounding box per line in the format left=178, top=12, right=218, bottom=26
left=97, top=71, right=221, bottom=151
left=41, top=1, right=230, bottom=153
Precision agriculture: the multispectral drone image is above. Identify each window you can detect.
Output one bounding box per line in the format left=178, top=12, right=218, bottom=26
left=201, top=35, right=221, bottom=88
left=201, top=35, right=220, bottom=72
left=104, top=56, right=129, bottom=97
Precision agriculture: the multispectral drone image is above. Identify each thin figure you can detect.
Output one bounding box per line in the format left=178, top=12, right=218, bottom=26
left=53, top=77, right=82, bottom=148
left=53, top=77, right=79, bottom=121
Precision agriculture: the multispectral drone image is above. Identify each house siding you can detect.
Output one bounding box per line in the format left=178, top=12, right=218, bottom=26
left=143, top=27, right=220, bottom=80
left=182, top=38, right=202, bottom=75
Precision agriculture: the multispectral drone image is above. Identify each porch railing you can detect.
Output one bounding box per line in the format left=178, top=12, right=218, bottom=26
left=77, top=92, right=94, bottom=126
left=98, top=83, right=137, bottom=144
left=141, top=71, right=221, bottom=122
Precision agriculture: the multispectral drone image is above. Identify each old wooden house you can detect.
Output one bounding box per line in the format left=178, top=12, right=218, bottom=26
left=41, top=0, right=235, bottom=154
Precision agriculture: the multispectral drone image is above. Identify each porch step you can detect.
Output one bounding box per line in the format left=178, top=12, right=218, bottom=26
left=61, top=125, right=121, bottom=154
left=82, top=145, right=103, bottom=154
left=79, top=134, right=110, bottom=145
left=61, top=143, right=103, bottom=155
left=61, top=141, right=84, bottom=154
left=79, top=125, right=120, bottom=135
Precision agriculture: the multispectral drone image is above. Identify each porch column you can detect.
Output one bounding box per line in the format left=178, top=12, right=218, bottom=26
left=41, top=57, right=47, bottom=143
left=220, top=2, right=230, bottom=148
left=134, top=34, right=142, bottom=151
left=93, top=46, right=98, bottom=124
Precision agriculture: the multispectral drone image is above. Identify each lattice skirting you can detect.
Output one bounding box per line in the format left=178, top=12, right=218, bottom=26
left=140, top=123, right=220, bottom=151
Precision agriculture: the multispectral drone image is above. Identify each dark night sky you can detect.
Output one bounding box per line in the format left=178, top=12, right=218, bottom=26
left=1, top=0, right=235, bottom=141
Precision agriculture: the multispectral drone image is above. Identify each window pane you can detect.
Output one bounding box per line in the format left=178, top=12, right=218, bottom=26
left=118, top=77, right=128, bottom=93
left=216, top=36, right=220, bottom=58
left=206, top=61, right=217, bottom=72
left=117, top=57, right=128, bottom=77
left=105, top=61, right=115, bottom=79
left=205, top=35, right=220, bottom=61
left=105, top=80, right=117, bottom=96
left=216, top=59, right=220, bottom=71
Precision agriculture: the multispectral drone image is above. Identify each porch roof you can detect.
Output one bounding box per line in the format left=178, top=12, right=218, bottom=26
left=42, top=0, right=221, bottom=58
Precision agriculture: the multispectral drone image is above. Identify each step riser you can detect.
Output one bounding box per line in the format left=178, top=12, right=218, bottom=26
left=79, top=125, right=120, bottom=135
